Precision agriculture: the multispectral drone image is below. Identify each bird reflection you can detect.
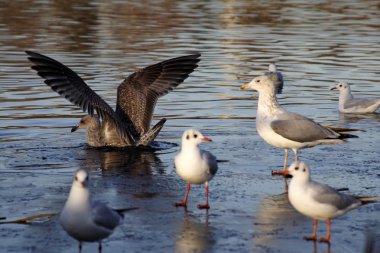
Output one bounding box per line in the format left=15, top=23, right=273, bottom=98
left=338, top=112, right=380, bottom=124
left=78, top=146, right=166, bottom=176
left=175, top=212, right=215, bottom=253
left=253, top=193, right=307, bottom=246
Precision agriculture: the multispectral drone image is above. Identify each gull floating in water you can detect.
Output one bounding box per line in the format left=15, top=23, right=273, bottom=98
left=175, top=129, right=218, bottom=209
left=240, top=74, right=360, bottom=175
left=330, top=82, right=380, bottom=114
left=60, top=169, right=135, bottom=252
left=264, top=63, right=284, bottom=94
left=284, top=161, right=379, bottom=243
left=26, top=51, right=200, bottom=147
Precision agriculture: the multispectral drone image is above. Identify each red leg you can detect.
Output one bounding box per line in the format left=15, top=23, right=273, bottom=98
left=319, top=219, right=331, bottom=243
left=198, top=182, right=210, bottom=209
left=175, top=183, right=191, bottom=207
left=304, top=219, right=318, bottom=241
left=272, top=149, right=288, bottom=176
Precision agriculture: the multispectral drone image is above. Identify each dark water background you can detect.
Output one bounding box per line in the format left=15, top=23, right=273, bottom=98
left=0, top=1, right=379, bottom=252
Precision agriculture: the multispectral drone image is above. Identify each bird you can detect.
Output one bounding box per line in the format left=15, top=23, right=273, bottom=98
left=240, top=74, right=360, bottom=175
left=26, top=51, right=201, bottom=147
left=330, top=82, right=380, bottom=114
left=174, top=129, right=218, bottom=209
left=60, top=169, right=135, bottom=252
left=264, top=63, right=284, bottom=94
left=284, top=161, right=380, bottom=243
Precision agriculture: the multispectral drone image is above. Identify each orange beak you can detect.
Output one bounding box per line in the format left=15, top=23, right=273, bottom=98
left=283, top=169, right=290, bottom=175
left=201, top=137, right=212, bottom=142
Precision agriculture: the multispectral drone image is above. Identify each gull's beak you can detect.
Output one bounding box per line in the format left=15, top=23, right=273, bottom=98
left=282, top=169, right=290, bottom=175
left=71, top=125, right=79, bottom=133
left=240, top=83, right=250, bottom=90
left=201, top=137, right=212, bottom=142
left=330, top=85, right=337, bottom=90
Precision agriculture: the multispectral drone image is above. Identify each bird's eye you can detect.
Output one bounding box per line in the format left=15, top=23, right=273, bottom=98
left=339, top=84, right=342, bottom=87
left=80, top=120, right=84, bottom=123
left=186, top=135, right=190, bottom=140
left=75, top=176, right=78, bottom=181
left=303, top=168, right=306, bottom=172
left=256, top=79, right=261, bottom=83
left=194, top=134, right=198, bottom=138
left=294, top=167, right=299, bottom=171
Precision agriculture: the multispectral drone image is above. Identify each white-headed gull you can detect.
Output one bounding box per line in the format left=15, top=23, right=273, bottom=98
left=330, top=82, right=380, bottom=114
left=240, top=75, right=360, bottom=175
left=284, top=161, right=379, bottom=243
left=26, top=51, right=200, bottom=147
left=175, top=129, right=218, bottom=209
left=60, top=169, right=130, bottom=252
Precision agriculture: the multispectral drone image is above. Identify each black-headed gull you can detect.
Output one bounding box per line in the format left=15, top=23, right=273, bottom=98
left=330, top=82, right=380, bottom=114
left=175, top=129, right=218, bottom=209
left=240, top=75, right=359, bottom=175
left=60, top=169, right=129, bottom=252
left=26, top=51, right=200, bottom=147
left=284, top=161, right=379, bottom=243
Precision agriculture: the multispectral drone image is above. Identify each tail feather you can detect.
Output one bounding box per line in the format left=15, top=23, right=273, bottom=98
left=114, top=207, right=139, bottom=217
left=352, top=196, right=380, bottom=205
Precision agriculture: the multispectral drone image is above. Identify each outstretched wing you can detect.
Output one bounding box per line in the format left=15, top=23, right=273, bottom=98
left=116, top=54, right=201, bottom=136
left=26, top=51, right=135, bottom=144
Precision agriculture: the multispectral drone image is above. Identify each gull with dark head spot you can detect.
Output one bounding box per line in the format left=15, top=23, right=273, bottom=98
left=284, top=161, right=380, bottom=243
left=175, top=129, right=218, bottom=209
left=60, top=169, right=129, bottom=251
left=26, top=51, right=200, bottom=147
left=330, top=82, right=380, bottom=114
left=60, top=169, right=135, bottom=252
left=240, top=75, right=360, bottom=175
left=265, top=63, right=284, bottom=94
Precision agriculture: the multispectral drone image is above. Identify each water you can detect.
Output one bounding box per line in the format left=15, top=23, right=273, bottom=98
left=1, top=1, right=380, bottom=252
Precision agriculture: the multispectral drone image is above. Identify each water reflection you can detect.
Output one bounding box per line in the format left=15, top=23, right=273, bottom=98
left=175, top=212, right=215, bottom=253
left=338, top=113, right=380, bottom=124
left=253, top=193, right=306, bottom=246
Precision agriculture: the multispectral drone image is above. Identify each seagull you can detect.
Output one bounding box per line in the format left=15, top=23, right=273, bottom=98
left=240, top=74, right=359, bottom=175
left=60, top=169, right=134, bottom=252
left=265, top=63, right=284, bottom=94
left=284, top=161, right=380, bottom=243
left=330, top=82, right=380, bottom=114
left=26, top=51, right=201, bottom=147
left=175, top=129, right=218, bottom=209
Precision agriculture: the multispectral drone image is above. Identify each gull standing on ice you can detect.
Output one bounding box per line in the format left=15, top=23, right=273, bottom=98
left=60, top=169, right=133, bottom=252
left=26, top=51, right=200, bottom=147
left=240, top=74, right=359, bottom=175
left=284, top=161, right=379, bottom=243
left=175, top=129, right=218, bottom=209
left=330, top=82, right=380, bottom=114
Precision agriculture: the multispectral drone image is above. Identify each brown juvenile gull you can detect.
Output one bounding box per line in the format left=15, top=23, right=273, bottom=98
left=240, top=74, right=360, bottom=175
left=26, top=51, right=200, bottom=147
left=330, top=82, right=380, bottom=114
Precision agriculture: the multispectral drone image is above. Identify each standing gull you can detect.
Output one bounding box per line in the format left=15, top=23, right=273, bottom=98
left=330, top=82, right=380, bottom=114
left=26, top=51, right=200, bottom=147
left=284, top=161, right=379, bottom=243
left=240, top=74, right=359, bottom=175
left=175, top=129, right=218, bottom=209
left=60, top=169, right=135, bottom=252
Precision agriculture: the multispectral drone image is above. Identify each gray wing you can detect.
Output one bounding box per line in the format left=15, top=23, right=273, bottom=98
left=309, top=181, right=360, bottom=210
left=26, top=51, right=135, bottom=144
left=202, top=150, right=218, bottom=175
left=91, top=201, right=122, bottom=231
left=116, top=54, right=201, bottom=136
left=271, top=112, right=339, bottom=142
left=345, top=98, right=380, bottom=110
